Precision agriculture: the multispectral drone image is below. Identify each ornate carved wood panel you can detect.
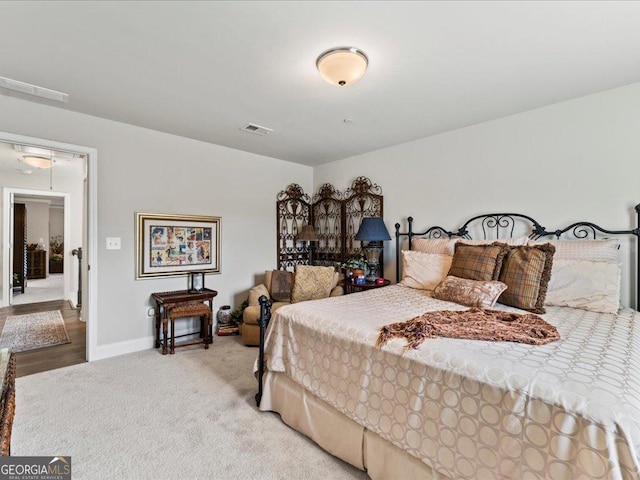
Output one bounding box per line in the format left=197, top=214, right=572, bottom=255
left=276, top=184, right=311, bottom=271
left=276, top=177, right=383, bottom=271
left=311, top=184, right=343, bottom=267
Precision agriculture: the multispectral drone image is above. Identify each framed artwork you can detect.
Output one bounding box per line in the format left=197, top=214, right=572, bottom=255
left=136, top=212, right=221, bottom=279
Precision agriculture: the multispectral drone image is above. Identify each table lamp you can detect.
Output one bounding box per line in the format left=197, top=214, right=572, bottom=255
left=355, top=217, right=391, bottom=282
left=296, top=224, right=319, bottom=265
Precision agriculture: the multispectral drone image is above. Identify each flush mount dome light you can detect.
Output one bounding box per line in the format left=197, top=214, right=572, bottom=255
left=316, top=47, right=368, bottom=86
left=23, top=156, right=53, bottom=169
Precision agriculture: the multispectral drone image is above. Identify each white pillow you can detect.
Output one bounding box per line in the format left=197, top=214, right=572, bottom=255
left=411, top=238, right=453, bottom=255
left=530, top=239, right=620, bottom=263
left=412, top=237, right=529, bottom=256
left=545, top=259, right=621, bottom=313
left=400, top=251, right=452, bottom=291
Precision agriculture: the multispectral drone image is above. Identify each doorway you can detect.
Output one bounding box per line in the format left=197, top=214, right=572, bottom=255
left=0, top=132, right=98, bottom=363
left=10, top=191, right=70, bottom=306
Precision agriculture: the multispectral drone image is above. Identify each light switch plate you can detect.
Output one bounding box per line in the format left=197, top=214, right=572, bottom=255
left=106, top=237, right=121, bottom=250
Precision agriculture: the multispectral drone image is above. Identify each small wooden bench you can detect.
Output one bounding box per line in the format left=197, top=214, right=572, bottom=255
left=165, top=303, right=212, bottom=354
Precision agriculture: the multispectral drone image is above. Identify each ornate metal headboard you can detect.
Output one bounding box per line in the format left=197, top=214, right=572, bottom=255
left=394, top=206, right=640, bottom=308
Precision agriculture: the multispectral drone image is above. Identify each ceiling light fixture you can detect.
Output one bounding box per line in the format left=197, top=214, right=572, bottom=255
left=23, top=155, right=53, bottom=169
left=316, top=47, right=368, bottom=87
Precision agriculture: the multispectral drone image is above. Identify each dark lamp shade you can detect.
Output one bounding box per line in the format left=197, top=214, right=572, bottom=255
left=355, top=217, right=391, bottom=242
left=297, top=225, right=318, bottom=241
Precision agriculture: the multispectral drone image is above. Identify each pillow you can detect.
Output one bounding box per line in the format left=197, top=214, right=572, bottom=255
left=399, top=251, right=452, bottom=290
left=529, top=239, right=619, bottom=263
left=545, top=259, right=621, bottom=313
left=411, top=238, right=454, bottom=255
left=448, top=242, right=509, bottom=281
left=433, top=276, right=507, bottom=308
left=290, top=265, right=336, bottom=303
left=269, top=270, right=294, bottom=302
left=412, top=237, right=529, bottom=256
left=497, top=244, right=555, bottom=313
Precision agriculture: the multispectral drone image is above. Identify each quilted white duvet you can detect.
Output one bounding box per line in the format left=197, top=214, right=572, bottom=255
left=261, top=285, right=640, bottom=479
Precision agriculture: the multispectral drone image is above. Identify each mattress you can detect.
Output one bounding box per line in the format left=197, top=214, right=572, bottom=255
left=258, top=284, right=640, bottom=479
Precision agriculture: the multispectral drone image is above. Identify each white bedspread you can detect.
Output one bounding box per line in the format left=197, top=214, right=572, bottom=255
left=261, top=285, right=640, bottom=479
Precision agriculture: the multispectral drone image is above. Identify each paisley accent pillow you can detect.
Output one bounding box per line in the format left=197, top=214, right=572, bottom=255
left=291, top=265, right=336, bottom=303
left=433, top=276, right=507, bottom=308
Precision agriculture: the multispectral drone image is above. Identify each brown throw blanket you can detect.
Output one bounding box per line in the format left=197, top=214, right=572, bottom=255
left=377, top=308, right=560, bottom=350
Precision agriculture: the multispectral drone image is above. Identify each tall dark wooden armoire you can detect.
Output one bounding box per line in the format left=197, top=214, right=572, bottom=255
left=12, top=203, right=27, bottom=294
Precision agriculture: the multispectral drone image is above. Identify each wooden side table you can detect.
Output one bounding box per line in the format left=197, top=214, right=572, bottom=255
left=151, top=289, right=218, bottom=355
left=343, top=278, right=390, bottom=294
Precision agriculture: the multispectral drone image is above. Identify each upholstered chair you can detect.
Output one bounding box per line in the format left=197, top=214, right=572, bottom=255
left=241, top=266, right=343, bottom=346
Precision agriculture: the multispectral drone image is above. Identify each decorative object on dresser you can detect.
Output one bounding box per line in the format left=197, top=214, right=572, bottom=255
left=354, top=216, right=391, bottom=281
left=49, top=235, right=64, bottom=274
left=151, top=289, right=217, bottom=355
left=136, top=212, right=221, bottom=279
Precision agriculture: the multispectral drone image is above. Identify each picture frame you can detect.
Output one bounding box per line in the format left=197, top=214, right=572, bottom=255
left=188, top=272, right=205, bottom=292
left=136, top=212, right=221, bottom=279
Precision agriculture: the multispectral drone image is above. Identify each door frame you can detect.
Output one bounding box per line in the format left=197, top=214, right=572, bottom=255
left=4, top=189, right=71, bottom=305
left=0, top=132, right=98, bottom=361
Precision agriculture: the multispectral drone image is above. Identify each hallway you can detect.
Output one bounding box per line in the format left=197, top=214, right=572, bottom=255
left=11, top=273, right=64, bottom=305
left=0, top=299, right=85, bottom=377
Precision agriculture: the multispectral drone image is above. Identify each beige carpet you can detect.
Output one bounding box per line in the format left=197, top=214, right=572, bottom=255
left=11, top=273, right=65, bottom=305
left=0, top=310, right=70, bottom=353
left=14, top=337, right=369, bottom=480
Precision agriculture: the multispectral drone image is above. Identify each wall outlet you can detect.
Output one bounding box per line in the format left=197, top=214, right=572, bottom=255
left=147, top=307, right=155, bottom=317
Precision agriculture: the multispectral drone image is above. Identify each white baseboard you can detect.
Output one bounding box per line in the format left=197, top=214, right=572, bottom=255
left=92, top=336, right=155, bottom=361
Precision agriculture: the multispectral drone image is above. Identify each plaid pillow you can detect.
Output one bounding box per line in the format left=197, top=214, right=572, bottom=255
left=448, top=242, right=509, bottom=281
left=498, top=244, right=556, bottom=313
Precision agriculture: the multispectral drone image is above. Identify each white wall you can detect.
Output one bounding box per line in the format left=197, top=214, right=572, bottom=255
left=1, top=173, right=83, bottom=300
left=24, top=200, right=49, bottom=246
left=314, top=82, right=640, bottom=307
left=0, top=94, right=312, bottom=349
left=50, top=206, right=64, bottom=240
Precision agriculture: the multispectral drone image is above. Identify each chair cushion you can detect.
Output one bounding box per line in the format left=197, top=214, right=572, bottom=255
left=291, top=265, right=336, bottom=303
left=248, top=284, right=270, bottom=306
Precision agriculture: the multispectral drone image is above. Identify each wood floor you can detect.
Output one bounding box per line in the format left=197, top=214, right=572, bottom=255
left=0, top=299, right=86, bottom=378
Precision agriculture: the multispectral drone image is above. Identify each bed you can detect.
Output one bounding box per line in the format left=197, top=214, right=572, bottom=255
left=255, top=208, right=640, bottom=479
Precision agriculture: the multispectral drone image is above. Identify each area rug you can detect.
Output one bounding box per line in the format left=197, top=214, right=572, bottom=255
left=0, top=310, right=70, bottom=353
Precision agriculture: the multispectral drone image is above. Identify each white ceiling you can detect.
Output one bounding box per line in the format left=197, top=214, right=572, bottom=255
left=1, top=1, right=640, bottom=166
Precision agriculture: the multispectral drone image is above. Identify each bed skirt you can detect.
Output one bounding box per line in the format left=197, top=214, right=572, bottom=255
left=259, top=371, right=448, bottom=480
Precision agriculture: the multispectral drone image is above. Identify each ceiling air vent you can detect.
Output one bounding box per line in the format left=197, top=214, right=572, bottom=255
left=240, top=123, right=273, bottom=136
left=0, top=76, right=69, bottom=103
